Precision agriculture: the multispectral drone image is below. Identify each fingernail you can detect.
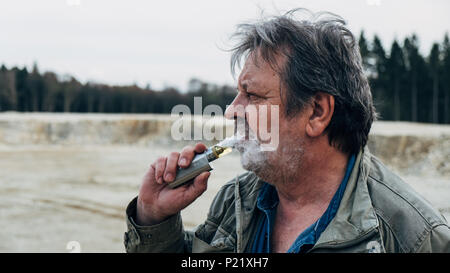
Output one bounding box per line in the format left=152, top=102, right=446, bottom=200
left=165, top=173, right=174, bottom=181
left=179, top=158, right=187, bottom=166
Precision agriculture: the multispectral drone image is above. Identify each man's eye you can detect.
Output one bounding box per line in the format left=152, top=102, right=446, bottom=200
left=247, top=93, right=258, bottom=99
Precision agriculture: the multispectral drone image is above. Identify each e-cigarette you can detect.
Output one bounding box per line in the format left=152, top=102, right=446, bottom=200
left=167, top=144, right=233, bottom=189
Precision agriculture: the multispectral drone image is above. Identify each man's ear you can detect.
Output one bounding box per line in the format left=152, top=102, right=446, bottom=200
left=305, top=92, right=335, bottom=138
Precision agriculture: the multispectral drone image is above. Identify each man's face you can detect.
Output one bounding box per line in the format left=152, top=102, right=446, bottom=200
left=225, top=50, right=307, bottom=181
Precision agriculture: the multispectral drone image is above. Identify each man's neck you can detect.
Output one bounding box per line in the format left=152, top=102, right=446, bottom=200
left=268, top=142, right=350, bottom=253
left=273, top=143, right=349, bottom=213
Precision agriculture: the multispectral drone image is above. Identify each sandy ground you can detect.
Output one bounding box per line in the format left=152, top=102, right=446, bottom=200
left=0, top=145, right=244, bottom=252
left=0, top=145, right=448, bottom=253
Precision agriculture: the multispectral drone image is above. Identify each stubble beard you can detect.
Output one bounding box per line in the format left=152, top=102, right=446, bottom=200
left=233, top=119, right=305, bottom=184
left=234, top=128, right=268, bottom=175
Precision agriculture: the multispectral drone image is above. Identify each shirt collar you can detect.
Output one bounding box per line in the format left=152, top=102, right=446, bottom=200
left=254, top=154, right=357, bottom=253
left=256, top=154, right=356, bottom=214
left=313, top=147, right=379, bottom=248
left=256, top=181, right=278, bottom=211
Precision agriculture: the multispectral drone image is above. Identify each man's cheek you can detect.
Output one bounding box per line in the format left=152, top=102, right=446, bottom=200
left=257, top=105, right=280, bottom=151
left=244, top=105, right=258, bottom=137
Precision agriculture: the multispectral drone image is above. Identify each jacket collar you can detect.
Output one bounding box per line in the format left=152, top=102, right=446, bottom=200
left=236, top=147, right=379, bottom=252
left=313, top=147, right=379, bottom=247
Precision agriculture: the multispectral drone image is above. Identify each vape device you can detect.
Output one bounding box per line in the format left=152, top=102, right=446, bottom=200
left=167, top=145, right=232, bottom=189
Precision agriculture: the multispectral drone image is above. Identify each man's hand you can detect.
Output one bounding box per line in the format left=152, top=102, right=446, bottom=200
left=136, top=143, right=211, bottom=226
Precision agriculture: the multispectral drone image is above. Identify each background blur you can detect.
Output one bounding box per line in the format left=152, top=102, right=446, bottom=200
left=0, top=0, right=449, bottom=252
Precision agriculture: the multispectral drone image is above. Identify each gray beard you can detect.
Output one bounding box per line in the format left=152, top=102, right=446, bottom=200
left=232, top=117, right=305, bottom=184
left=236, top=136, right=305, bottom=185
left=232, top=119, right=269, bottom=175
left=236, top=138, right=267, bottom=174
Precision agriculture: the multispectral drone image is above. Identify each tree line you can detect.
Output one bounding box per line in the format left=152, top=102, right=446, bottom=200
left=0, top=32, right=449, bottom=124
left=359, top=32, right=450, bottom=124
left=0, top=66, right=236, bottom=114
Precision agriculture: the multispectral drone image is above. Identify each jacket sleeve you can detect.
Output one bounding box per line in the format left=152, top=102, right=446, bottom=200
left=123, top=196, right=193, bottom=253
left=416, top=224, right=450, bottom=253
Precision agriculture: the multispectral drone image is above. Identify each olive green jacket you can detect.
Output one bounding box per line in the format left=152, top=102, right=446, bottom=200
left=123, top=148, right=450, bottom=253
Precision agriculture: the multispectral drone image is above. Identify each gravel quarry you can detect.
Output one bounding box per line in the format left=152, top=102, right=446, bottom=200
left=0, top=112, right=448, bottom=252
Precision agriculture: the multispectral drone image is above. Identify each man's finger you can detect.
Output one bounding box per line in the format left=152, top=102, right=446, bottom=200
left=183, top=171, right=210, bottom=201
left=178, top=143, right=208, bottom=168
left=178, top=146, right=195, bottom=168
left=194, top=143, right=207, bottom=154
left=164, top=152, right=180, bottom=182
left=142, top=163, right=156, bottom=185
left=154, top=156, right=167, bottom=184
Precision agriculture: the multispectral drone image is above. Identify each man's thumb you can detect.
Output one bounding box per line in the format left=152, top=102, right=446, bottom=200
left=186, top=171, right=210, bottom=200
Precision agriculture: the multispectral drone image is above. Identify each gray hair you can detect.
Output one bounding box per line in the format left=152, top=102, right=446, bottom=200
left=229, top=8, right=377, bottom=155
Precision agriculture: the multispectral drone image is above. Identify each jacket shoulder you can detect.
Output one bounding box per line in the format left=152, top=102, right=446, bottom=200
left=366, top=154, right=448, bottom=252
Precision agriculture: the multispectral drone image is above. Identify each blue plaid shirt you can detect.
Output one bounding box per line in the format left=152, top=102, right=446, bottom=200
left=251, top=154, right=356, bottom=253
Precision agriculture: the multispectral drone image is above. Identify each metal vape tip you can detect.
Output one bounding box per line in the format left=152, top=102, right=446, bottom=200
left=212, top=145, right=226, bottom=157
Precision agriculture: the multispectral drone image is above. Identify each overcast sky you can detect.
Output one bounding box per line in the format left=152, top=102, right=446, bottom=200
left=0, top=0, right=449, bottom=91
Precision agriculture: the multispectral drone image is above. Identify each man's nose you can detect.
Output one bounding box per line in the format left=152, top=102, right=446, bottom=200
left=224, top=94, right=246, bottom=120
